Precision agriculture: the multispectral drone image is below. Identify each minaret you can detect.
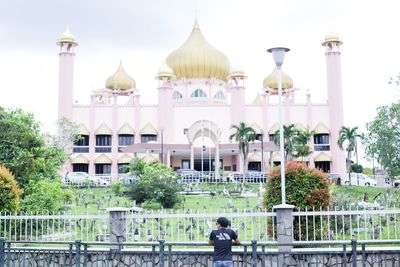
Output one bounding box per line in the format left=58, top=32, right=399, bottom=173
left=57, top=25, right=78, bottom=120
left=156, top=62, right=176, bottom=163
left=322, top=32, right=347, bottom=178
left=228, top=66, right=247, bottom=126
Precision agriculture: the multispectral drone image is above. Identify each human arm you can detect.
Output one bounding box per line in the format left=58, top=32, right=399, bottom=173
left=232, top=238, right=241, bottom=245
left=208, top=231, right=214, bottom=246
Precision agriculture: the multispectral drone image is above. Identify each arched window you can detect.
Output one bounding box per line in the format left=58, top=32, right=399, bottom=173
left=191, top=89, right=207, bottom=98
left=214, top=91, right=225, bottom=100
left=172, top=91, right=183, bottom=100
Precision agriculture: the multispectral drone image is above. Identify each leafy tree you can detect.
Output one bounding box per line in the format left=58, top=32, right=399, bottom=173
left=0, top=108, right=67, bottom=187
left=0, top=165, right=23, bottom=212
left=229, top=122, right=256, bottom=171
left=127, top=159, right=182, bottom=208
left=338, top=126, right=361, bottom=185
left=21, top=180, right=72, bottom=213
left=363, top=103, right=400, bottom=177
left=351, top=163, right=363, bottom=173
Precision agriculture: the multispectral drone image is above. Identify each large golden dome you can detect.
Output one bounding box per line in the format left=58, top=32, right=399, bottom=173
left=166, top=19, right=230, bottom=81
left=263, top=67, right=293, bottom=90
left=105, top=62, right=136, bottom=90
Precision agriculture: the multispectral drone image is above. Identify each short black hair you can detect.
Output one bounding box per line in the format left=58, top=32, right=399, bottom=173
left=216, top=217, right=230, bottom=228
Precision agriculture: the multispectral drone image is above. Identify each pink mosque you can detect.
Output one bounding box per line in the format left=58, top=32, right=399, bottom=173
left=57, top=20, right=347, bottom=180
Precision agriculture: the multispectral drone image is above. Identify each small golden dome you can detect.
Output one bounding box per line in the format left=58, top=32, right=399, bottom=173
left=156, top=61, right=175, bottom=79
left=57, top=25, right=78, bottom=46
left=166, top=19, right=231, bottom=81
left=105, top=62, right=136, bottom=90
left=322, top=31, right=343, bottom=46
left=263, top=67, right=293, bottom=90
left=227, top=66, right=246, bottom=79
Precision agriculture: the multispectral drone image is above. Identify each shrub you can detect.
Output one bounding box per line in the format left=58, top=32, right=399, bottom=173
left=21, top=180, right=70, bottom=213
left=264, top=161, right=332, bottom=210
left=0, top=165, right=23, bottom=212
left=111, top=181, right=125, bottom=197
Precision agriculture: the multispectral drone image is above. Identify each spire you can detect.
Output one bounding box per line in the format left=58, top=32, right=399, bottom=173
left=193, top=18, right=200, bottom=30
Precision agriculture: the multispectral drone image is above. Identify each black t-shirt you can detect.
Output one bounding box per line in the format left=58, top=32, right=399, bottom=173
left=209, top=228, right=238, bottom=262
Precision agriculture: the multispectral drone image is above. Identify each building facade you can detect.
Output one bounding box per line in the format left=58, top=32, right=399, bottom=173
left=57, top=21, right=347, bottom=179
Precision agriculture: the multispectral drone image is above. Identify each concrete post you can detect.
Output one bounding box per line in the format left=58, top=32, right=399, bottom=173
left=107, top=207, right=130, bottom=248
left=273, top=204, right=295, bottom=252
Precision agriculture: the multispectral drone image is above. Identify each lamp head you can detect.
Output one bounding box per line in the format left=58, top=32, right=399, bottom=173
left=267, top=47, right=290, bottom=68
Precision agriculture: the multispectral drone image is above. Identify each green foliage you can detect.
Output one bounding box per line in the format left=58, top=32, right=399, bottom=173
left=363, top=103, right=400, bottom=177
left=351, top=163, right=363, bottom=173
left=111, top=181, right=125, bottom=197
left=273, top=124, right=313, bottom=161
left=0, top=165, right=23, bottom=212
left=264, top=161, right=332, bottom=210
left=229, top=122, right=257, bottom=171
left=21, top=180, right=71, bottom=213
left=0, top=108, right=67, bottom=187
left=362, top=168, right=374, bottom=175
left=338, top=126, right=361, bottom=182
left=127, top=159, right=182, bottom=208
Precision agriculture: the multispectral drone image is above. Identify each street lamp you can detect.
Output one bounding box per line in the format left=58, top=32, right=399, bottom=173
left=267, top=47, right=290, bottom=205
left=260, top=129, right=264, bottom=172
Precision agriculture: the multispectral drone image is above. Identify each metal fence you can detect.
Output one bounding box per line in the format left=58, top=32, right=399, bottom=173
left=179, top=172, right=268, bottom=184
left=1, top=206, right=400, bottom=243
left=1, top=239, right=400, bottom=267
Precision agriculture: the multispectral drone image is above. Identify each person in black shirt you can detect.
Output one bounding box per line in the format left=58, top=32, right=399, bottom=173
left=208, top=217, right=241, bottom=267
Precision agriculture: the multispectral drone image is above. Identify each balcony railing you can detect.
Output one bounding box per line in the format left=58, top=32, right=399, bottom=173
left=95, top=146, right=111, bottom=153
left=73, top=146, right=89, bottom=153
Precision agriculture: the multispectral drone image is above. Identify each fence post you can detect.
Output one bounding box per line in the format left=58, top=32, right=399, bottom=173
left=273, top=204, right=295, bottom=251
left=159, top=240, right=165, bottom=267
left=251, top=240, right=257, bottom=267
left=0, top=238, right=4, bottom=267
left=107, top=207, right=130, bottom=249
left=75, top=240, right=81, bottom=267
left=351, top=239, right=357, bottom=267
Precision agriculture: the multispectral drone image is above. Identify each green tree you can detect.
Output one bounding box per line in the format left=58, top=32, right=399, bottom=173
left=0, top=108, right=67, bottom=187
left=292, top=130, right=314, bottom=161
left=363, top=103, right=400, bottom=177
left=338, top=126, right=361, bottom=185
left=229, top=122, right=256, bottom=171
left=127, top=159, right=182, bottom=208
left=21, top=180, right=72, bottom=213
left=0, top=165, right=23, bottom=212
left=351, top=163, right=363, bottom=173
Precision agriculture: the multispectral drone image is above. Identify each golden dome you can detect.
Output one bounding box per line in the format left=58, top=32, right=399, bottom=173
left=322, top=32, right=342, bottom=46
left=156, top=61, right=175, bottom=79
left=106, top=62, right=136, bottom=90
left=263, top=67, right=293, bottom=90
left=227, top=66, right=246, bottom=79
left=166, top=19, right=231, bottom=81
left=57, top=25, right=78, bottom=46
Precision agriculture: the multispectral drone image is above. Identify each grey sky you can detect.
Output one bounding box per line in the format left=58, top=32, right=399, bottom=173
left=1, top=0, right=399, bottom=166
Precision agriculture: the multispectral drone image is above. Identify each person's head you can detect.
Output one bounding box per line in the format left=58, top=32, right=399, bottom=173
left=216, top=217, right=230, bottom=228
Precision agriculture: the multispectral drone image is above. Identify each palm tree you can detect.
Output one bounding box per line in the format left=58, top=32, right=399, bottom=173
left=293, top=130, right=314, bottom=162
left=273, top=124, right=299, bottom=162
left=338, top=126, right=361, bottom=185
left=229, top=122, right=256, bottom=172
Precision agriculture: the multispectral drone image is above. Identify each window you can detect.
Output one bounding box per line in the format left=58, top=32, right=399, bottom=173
left=214, top=91, right=225, bottom=100
left=96, top=135, right=111, bottom=153
left=73, top=135, right=89, bottom=153
left=72, top=164, right=88, bottom=173
left=190, top=89, right=207, bottom=98
left=118, top=163, right=129, bottom=174
left=95, top=164, right=111, bottom=175
left=74, top=135, right=89, bottom=146
left=141, top=134, right=157, bottom=143
left=269, top=134, right=275, bottom=142
left=118, top=134, right=134, bottom=146
left=315, top=161, right=331, bottom=173
left=256, top=134, right=262, bottom=141
left=314, top=134, right=330, bottom=151
left=172, top=91, right=183, bottom=100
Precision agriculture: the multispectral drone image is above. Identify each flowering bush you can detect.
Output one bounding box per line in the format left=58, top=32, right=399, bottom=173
left=0, top=165, right=22, bottom=212
left=264, top=161, right=332, bottom=210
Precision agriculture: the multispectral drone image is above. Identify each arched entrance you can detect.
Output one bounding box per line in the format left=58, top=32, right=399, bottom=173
left=186, top=120, right=221, bottom=178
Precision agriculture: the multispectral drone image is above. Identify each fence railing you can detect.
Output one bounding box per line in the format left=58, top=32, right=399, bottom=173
left=179, top=172, right=268, bottom=184
left=1, top=206, right=400, bottom=243
left=1, top=239, right=400, bottom=267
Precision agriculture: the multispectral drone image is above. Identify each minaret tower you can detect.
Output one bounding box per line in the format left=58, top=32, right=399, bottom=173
left=228, top=66, right=247, bottom=126
left=57, top=25, right=78, bottom=120
left=322, top=32, right=347, bottom=178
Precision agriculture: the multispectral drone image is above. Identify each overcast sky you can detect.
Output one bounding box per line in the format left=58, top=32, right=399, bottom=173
left=1, top=0, right=399, bottom=166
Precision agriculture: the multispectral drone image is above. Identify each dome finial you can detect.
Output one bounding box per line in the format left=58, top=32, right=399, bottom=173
left=57, top=24, right=78, bottom=46
left=193, top=17, right=200, bottom=30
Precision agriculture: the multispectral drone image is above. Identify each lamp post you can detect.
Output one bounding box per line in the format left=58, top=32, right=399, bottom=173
left=160, top=129, right=164, bottom=164
left=267, top=47, right=290, bottom=205
left=261, top=129, right=264, bottom=172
